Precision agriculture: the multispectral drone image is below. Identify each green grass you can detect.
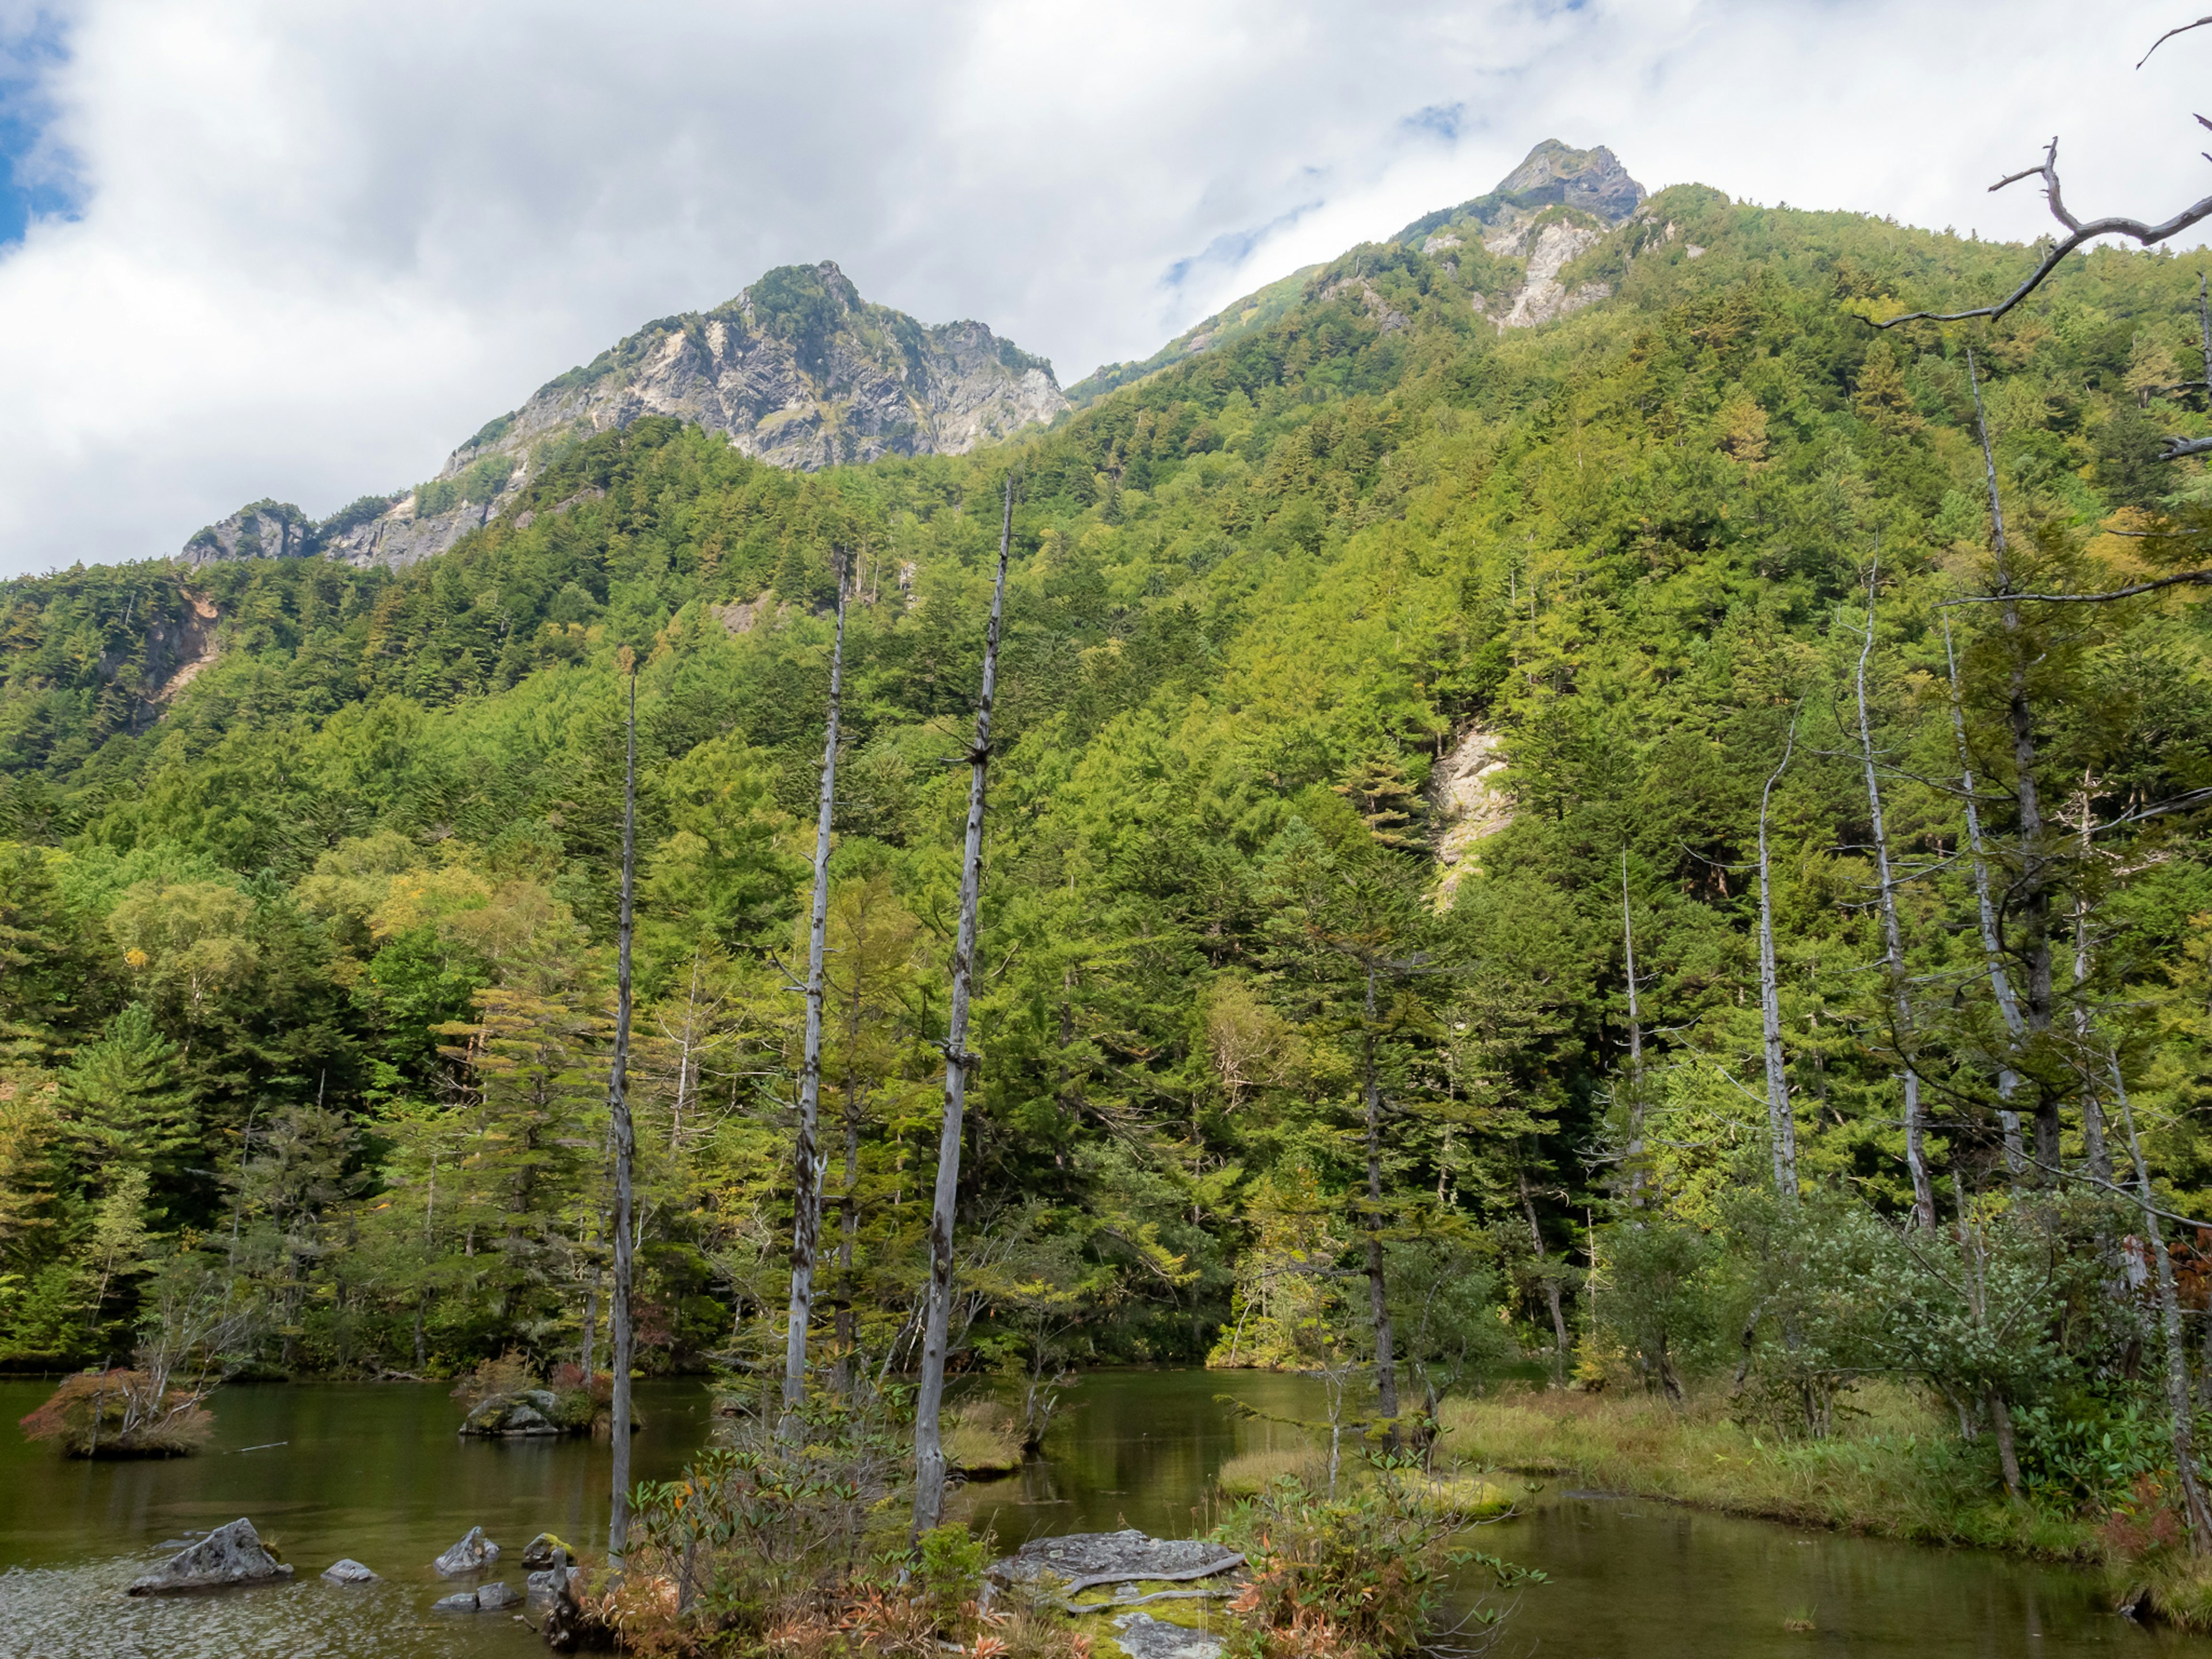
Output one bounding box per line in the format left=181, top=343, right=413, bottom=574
left=944, top=1399, right=1024, bottom=1476
left=1437, top=1384, right=2094, bottom=1559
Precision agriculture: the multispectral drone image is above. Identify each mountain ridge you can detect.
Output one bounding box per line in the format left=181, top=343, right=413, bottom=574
left=185, top=260, right=1069, bottom=572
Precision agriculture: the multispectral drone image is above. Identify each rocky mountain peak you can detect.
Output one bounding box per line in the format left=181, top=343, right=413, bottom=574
left=182, top=262, right=1067, bottom=571
left=1493, top=140, right=1645, bottom=224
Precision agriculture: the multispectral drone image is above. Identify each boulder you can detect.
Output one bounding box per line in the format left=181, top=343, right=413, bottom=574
left=988, top=1531, right=1244, bottom=1596
left=525, top=1566, right=571, bottom=1603
left=321, top=1558, right=378, bottom=1584
left=127, top=1517, right=295, bottom=1595
left=433, top=1526, right=500, bottom=1575
left=1112, top=1613, right=1225, bottom=1659
left=478, top=1580, right=524, bottom=1609
left=521, top=1532, right=571, bottom=1570
left=460, top=1389, right=573, bottom=1436
left=432, top=1589, right=482, bottom=1612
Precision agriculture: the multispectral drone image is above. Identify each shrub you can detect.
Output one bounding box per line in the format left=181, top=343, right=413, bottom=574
left=450, top=1351, right=536, bottom=1406
left=18, top=1368, right=214, bottom=1457
left=1216, top=1455, right=1539, bottom=1659
left=944, top=1399, right=1024, bottom=1476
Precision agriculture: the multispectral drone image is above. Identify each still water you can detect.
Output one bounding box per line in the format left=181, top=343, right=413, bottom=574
left=0, top=1369, right=2199, bottom=1658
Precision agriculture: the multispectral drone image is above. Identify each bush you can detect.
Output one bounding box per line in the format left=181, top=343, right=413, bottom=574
left=1216, top=1455, right=1538, bottom=1659
left=944, top=1399, right=1024, bottom=1476
left=18, top=1368, right=214, bottom=1457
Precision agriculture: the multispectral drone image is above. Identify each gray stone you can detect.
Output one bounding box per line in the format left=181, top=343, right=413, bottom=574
left=987, top=1531, right=1244, bottom=1596
left=433, top=1525, right=499, bottom=1576
left=476, top=1580, right=523, bottom=1610
left=503, top=1402, right=554, bottom=1433
left=520, top=1532, right=570, bottom=1570
left=1112, top=1613, right=1225, bottom=1659
left=432, top=1589, right=482, bottom=1612
left=127, top=1517, right=296, bottom=1595
left=525, top=1567, right=570, bottom=1603
left=321, top=1558, right=378, bottom=1584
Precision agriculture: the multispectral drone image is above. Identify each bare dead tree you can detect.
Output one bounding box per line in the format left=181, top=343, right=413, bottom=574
left=1518, top=1169, right=1571, bottom=1385
left=1967, top=351, right=2063, bottom=1177
left=1876, top=134, right=2212, bottom=329
left=2111, top=1050, right=2212, bottom=1550
left=1943, top=614, right=2028, bottom=1177
left=912, top=476, right=1014, bottom=1535
left=1756, top=713, right=1798, bottom=1200
left=609, top=656, right=640, bottom=1560
left=782, top=558, right=849, bottom=1429
left=1852, top=566, right=1936, bottom=1231
left=1620, top=851, right=1647, bottom=1207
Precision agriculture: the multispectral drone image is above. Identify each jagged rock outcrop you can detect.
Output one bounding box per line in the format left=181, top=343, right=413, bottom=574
left=433, top=1526, right=500, bottom=1576
left=184, top=261, right=1067, bottom=572
left=181, top=500, right=312, bottom=566
left=1392, top=141, right=1646, bottom=334
left=126, top=1517, right=294, bottom=1594
left=1432, top=726, right=1513, bottom=906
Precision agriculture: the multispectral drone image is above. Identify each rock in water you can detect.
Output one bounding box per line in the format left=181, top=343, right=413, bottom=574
left=520, top=1532, right=570, bottom=1570
left=321, top=1558, right=378, bottom=1584
left=525, top=1566, right=572, bottom=1603
left=477, top=1581, right=523, bottom=1610
left=433, top=1526, right=499, bottom=1575
left=432, top=1589, right=482, bottom=1612
left=1113, top=1613, right=1226, bottom=1659
left=127, top=1517, right=295, bottom=1594
left=987, top=1531, right=1244, bottom=1596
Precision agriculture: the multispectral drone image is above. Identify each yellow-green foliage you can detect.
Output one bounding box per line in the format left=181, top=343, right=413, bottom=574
left=1217, top=1445, right=1328, bottom=1498
left=943, top=1398, right=1024, bottom=1476
left=1438, top=1387, right=2091, bottom=1556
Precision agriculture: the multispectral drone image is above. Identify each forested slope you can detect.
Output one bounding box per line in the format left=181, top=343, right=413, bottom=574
left=2, top=177, right=2209, bottom=1465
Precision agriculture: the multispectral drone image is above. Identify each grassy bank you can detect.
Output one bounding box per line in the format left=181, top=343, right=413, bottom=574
left=1435, top=1385, right=2094, bottom=1558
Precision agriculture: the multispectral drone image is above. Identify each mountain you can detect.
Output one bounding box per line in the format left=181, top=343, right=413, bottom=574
left=184, top=260, right=1068, bottom=571
left=5, top=134, right=2210, bottom=1532
left=1066, top=140, right=1646, bottom=406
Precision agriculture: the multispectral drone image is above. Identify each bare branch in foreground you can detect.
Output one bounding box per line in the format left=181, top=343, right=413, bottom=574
left=1876, top=136, right=2212, bottom=328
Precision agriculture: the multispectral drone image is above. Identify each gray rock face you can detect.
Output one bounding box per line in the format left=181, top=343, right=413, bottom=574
left=520, top=1532, right=570, bottom=1570
left=126, top=1517, right=295, bottom=1595
left=320, top=1558, right=378, bottom=1584
left=181, top=501, right=312, bottom=567
left=435, top=1579, right=524, bottom=1612
left=186, top=260, right=1067, bottom=573
left=1493, top=140, right=1646, bottom=222
left=460, top=1391, right=565, bottom=1436
left=433, top=1526, right=499, bottom=1576
left=525, top=1566, right=573, bottom=1603
left=1112, top=1612, right=1226, bottom=1659
left=987, top=1531, right=1245, bottom=1596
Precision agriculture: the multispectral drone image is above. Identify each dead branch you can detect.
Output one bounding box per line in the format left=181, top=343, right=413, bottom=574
left=2141, top=15, right=2212, bottom=68
left=1876, top=135, right=2212, bottom=328
left=1941, top=569, right=2212, bottom=604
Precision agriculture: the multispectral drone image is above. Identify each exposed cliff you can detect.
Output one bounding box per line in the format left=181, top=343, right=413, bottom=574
left=185, top=260, right=1068, bottom=571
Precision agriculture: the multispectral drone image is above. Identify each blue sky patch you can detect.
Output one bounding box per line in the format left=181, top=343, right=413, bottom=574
left=0, top=12, right=78, bottom=246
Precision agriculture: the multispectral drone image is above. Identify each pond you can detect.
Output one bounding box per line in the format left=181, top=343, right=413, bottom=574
left=0, top=1369, right=2198, bottom=1657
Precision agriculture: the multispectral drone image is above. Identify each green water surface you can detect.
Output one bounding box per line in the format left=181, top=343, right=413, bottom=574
left=0, top=1370, right=2200, bottom=1657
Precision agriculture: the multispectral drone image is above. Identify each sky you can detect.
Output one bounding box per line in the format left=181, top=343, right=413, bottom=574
left=0, top=0, right=2207, bottom=578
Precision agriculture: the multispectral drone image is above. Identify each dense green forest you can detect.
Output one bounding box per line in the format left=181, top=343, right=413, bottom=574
left=5, top=175, right=2212, bottom=1530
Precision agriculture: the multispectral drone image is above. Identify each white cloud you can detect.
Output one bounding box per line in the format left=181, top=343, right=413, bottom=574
left=0, top=0, right=2206, bottom=575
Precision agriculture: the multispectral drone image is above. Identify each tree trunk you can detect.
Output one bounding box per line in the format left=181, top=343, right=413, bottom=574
left=608, top=665, right=640, bottom=1560
left=1362, top=961, right=1399, bottom=1434
left=1520, top=1171, right=1570, bottom=1384
left=2069, top=781, right=2113, bottom=1183
left=2112, top=1054, right=2212, bottom=1549
left=912, top=478, right=1014, bottom=1536
left=1968, top=351, right=2059, bottom=1177
left=1621, top=853, right=1646, bottom=1206
left=1757, top=717, right=1798, bottom=1199
left=783, top=571, right=848, bottom=1425
left=1854, top=570, right=1937, bottom=1232
left=1942, top=614, right=2031, bottom=1177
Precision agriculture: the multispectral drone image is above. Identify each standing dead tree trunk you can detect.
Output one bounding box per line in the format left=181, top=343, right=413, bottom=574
left=1621, top=853, right=1647, bottom=1206
left=1942, top=612, right=2028, bottom=1176
left=1853, top=568, right=1937, bottom=1232
left=912, top=478, right=1014, bottom=1535
left=2112, top=1051, right=2212, bottom=1550
left=782, top=564, right=849, bottom=1427
left=1520, top=1170, right=1571, bottom=1385
left=608, top=658, right=640, bottom=1560
left=1757, top=714, right=1798, bottom=1200
left=2066, top=778, right=2115, bottom=1185
left=1967, top=350, right=2062, bottom=1179
left=1359, top=959, right=1400, bottom=1435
